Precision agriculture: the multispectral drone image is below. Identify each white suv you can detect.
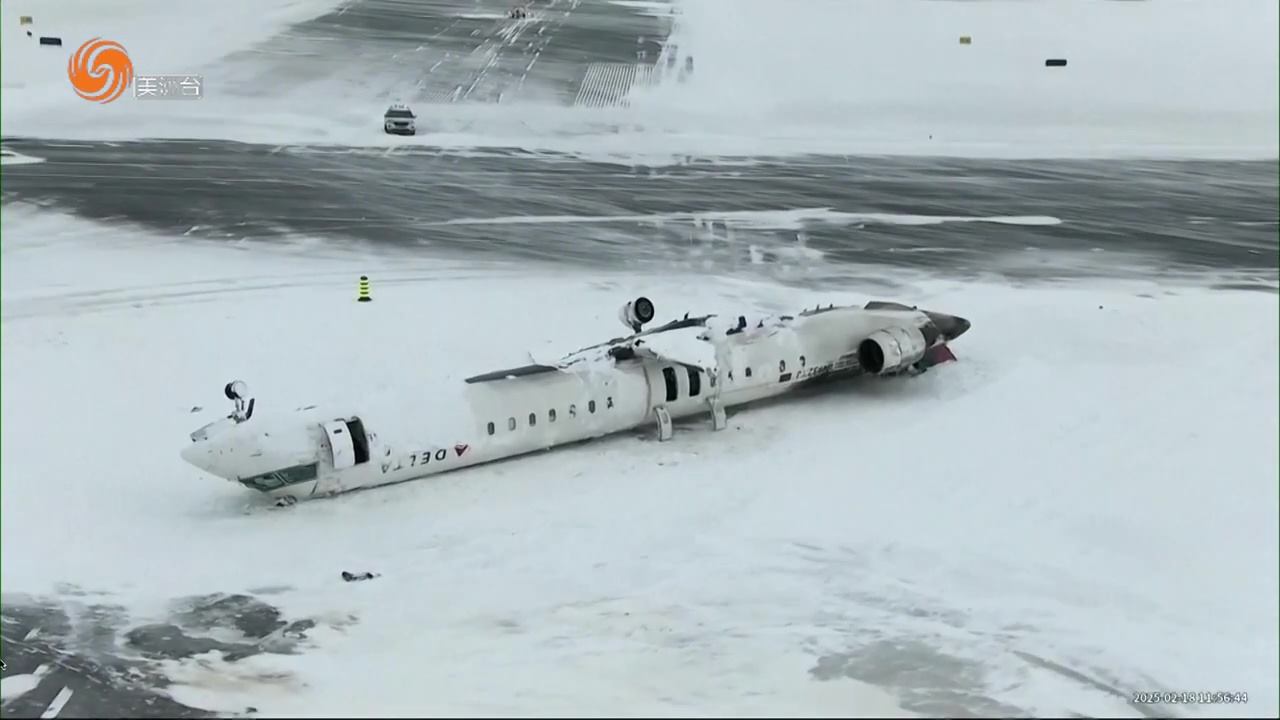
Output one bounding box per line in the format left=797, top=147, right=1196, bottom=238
left=384, top=104, right=416, bottom=136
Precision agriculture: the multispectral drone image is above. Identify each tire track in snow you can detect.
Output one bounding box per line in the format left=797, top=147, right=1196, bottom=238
left=1, top=266, right=539, bottom=321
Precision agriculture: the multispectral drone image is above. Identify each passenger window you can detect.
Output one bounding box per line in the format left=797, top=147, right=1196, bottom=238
left=549, top=408, right=557, bottom=422
left=662, top=367, right=678, bottom=402
left=745, top=367, right=753, bottom=378
left=606, top=396, right=614, bottom=409
left=687, top=367, right=701, bottom=397
left=588, top=400, right=597, bottom=413
left=507, top=417, right=516, bottom=431
left=528, top=412, right=537, bottom=427
left=487, top=421, right=495, bottom=436
left=569, top=404, right=577, bottom=417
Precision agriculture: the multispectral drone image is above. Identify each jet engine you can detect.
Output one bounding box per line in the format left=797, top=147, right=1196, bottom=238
left=619, top=296, right=656, bottom=333
left=857, top=325, right=928, bottom=375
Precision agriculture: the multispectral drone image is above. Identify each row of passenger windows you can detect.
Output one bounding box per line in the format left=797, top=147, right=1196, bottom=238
left=486, top=397, right=614, bottom=435
left=716, top=356, right=808, bottom=389
left=485, top=357, right=809, bottom=437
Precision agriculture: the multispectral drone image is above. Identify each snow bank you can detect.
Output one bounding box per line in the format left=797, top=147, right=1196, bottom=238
left=2, top=206, right=1276, bottom=716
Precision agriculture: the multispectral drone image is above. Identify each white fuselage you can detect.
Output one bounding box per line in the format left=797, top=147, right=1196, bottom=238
left=181, top=304, right=952, bottom=501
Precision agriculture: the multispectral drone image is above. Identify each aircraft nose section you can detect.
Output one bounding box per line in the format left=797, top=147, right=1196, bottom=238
left=182, top=436, right=233, bottom=478
left=926, top=311, right=971, bottom=340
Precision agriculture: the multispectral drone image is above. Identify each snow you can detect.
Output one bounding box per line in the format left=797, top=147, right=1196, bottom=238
left=2, top=203, right=1276, bottom=717
left=0, top=148, right=44, bottom=166
left=632, top=0, right=1280, bottom=159
left=637, top=325, right=721, bottom=373
left=434, top=209, right=1064, bottom=230
left=0, top=665, right=49, bottom=701
left=1, top=0, right=342, bottom=130
left=608, top=0, right=679, bottom=19
left=3, top=0, right=1275, bottom=160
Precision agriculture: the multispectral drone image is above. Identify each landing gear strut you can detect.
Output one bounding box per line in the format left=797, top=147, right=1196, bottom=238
left=189, top=379, right=257, bottom=443
left=653, top=397, right=727, bottom=442
left=224, top=380, right=255, bottom=423
left=708, top=397, right=727, bottom=431
left=654, top=406, right=673, bottom=442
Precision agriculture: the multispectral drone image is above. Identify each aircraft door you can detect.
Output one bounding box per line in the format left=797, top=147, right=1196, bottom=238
left=662, top=366, right=679, bottom=403
left=322, top=419, right=357, bottom=470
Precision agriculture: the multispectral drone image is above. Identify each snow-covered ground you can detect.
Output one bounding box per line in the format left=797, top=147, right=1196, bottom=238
left=3, top=0, right=1276, bottom=159
left=630, top=0, right=1280, bottom=159
left=2, top=204, right=1276, bottom=716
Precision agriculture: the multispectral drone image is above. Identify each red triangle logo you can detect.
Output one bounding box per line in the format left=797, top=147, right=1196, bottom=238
left=454, top=443, right=469, bottom=457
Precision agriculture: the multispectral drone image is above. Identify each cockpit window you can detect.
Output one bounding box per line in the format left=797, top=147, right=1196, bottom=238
left=238, top=462, right=319, bottom=492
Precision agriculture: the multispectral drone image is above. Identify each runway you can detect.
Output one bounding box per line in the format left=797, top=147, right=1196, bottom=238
left=2, top=139, right=1277, bottom=287
left=201, top=0, right=671, bottom=107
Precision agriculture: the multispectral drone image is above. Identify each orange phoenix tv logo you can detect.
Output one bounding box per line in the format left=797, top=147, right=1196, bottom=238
left=67, top=37, right=134, bottom=104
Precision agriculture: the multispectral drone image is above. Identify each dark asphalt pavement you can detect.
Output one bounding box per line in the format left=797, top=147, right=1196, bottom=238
left=2, top=139, right=1276, bottom=287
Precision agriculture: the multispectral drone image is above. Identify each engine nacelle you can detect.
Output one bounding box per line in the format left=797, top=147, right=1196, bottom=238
left=858, top=325, right=928, bottom=375
left=619, top=296, right=656, bottom=333
left=224, top=380, right=249, bottom=401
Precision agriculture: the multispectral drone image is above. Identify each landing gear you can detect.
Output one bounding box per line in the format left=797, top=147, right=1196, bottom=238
left=653, top=397, right=727, bottom=442
left=654, top=406, right=673, bottom=441
left=274, top=495, right=298, bottom=508
left=707, top=397, right=727, bottom=431
left=190, top=379, right=256, bottom=443
left=224, top=380, right=255, bottom=423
